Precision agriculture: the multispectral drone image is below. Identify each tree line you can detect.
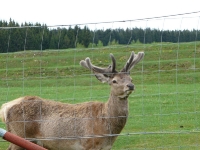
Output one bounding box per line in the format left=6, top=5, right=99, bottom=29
left=0, top=19, right=200, bottom=53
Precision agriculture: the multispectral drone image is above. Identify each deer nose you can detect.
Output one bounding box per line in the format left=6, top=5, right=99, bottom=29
left=127, top=83, right=134, bottom=90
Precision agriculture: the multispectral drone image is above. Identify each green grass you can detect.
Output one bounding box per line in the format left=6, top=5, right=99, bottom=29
left=0, top=42, right=200, bottom=149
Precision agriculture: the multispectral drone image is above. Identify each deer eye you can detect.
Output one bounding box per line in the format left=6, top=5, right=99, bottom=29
left=112, top=80, right=117, bottom=84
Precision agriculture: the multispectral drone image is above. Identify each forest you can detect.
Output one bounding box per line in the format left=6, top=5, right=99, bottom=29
left=0, top=19, right=200, bottom=53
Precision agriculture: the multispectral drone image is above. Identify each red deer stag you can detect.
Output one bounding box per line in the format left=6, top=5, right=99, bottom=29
left=0, top=51, right=144, bottom=150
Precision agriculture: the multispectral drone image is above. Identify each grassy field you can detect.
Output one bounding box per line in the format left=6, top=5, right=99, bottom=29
left=0, top=42, right=200, bottom=149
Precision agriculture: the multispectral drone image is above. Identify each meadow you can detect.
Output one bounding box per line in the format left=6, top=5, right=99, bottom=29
left=0, top=42, right=200, bottom=149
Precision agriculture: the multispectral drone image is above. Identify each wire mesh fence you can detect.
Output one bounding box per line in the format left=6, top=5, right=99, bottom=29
left=0, top=12, right=200, bottom=149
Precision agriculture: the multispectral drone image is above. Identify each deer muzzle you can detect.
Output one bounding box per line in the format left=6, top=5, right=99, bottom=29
left=127, top=83, right=134, bottom=91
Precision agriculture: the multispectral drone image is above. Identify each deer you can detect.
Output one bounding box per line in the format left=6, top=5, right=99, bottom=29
left=0, top=51, right=144, bottom=150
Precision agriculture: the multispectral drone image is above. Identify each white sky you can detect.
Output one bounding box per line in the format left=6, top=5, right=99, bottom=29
left=1, top=0, right=200, bottom=30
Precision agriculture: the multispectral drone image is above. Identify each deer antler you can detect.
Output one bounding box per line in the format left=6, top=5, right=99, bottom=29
left=80, top=51, right=144, bottom=82
left=80, top=53, right=117, bottom=83
left=80, top=53, right=117, bottom=75
left=121, top=51, right=134, bottom=73
left=121, top=51, right=144, bottom=73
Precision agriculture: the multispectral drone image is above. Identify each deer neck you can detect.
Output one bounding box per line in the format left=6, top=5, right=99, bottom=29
left=106, top=93, right=129, bottom=116
left=104, top=93, right=129, bottom=134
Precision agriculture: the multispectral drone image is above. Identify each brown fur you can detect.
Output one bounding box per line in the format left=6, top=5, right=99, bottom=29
left=0, top=52, right=144, bottom=150
left=1, top=77, right=130, bottom=150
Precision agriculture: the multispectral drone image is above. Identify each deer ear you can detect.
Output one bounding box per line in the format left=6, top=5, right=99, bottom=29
left=94, top=72, right=110, bottom=83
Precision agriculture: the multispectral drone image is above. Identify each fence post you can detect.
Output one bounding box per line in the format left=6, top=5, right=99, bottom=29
left=0, top=128, right=47, bottom=150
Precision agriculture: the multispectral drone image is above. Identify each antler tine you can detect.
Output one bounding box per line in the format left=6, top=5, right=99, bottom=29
left=121, top=51, right=134, bottom=72
left=80, top=58, right=90, bottom=69
left=109, top=53, right=117, bottom=73
left=85, top=58, right=107, bottom=73
left=80, top=57, right=104, bottom=72
left=128, top=52, right=144, bottom=71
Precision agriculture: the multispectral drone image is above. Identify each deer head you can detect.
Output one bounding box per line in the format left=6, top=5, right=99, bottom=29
left=80, top=51, right=144, bottom=99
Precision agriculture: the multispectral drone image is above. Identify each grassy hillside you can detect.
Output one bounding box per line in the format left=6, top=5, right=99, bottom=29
left=0, top=42, right=200, bottom=149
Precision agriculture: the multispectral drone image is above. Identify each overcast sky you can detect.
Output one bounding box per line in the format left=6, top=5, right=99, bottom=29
left=1, top=0, right=200, bottom=30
